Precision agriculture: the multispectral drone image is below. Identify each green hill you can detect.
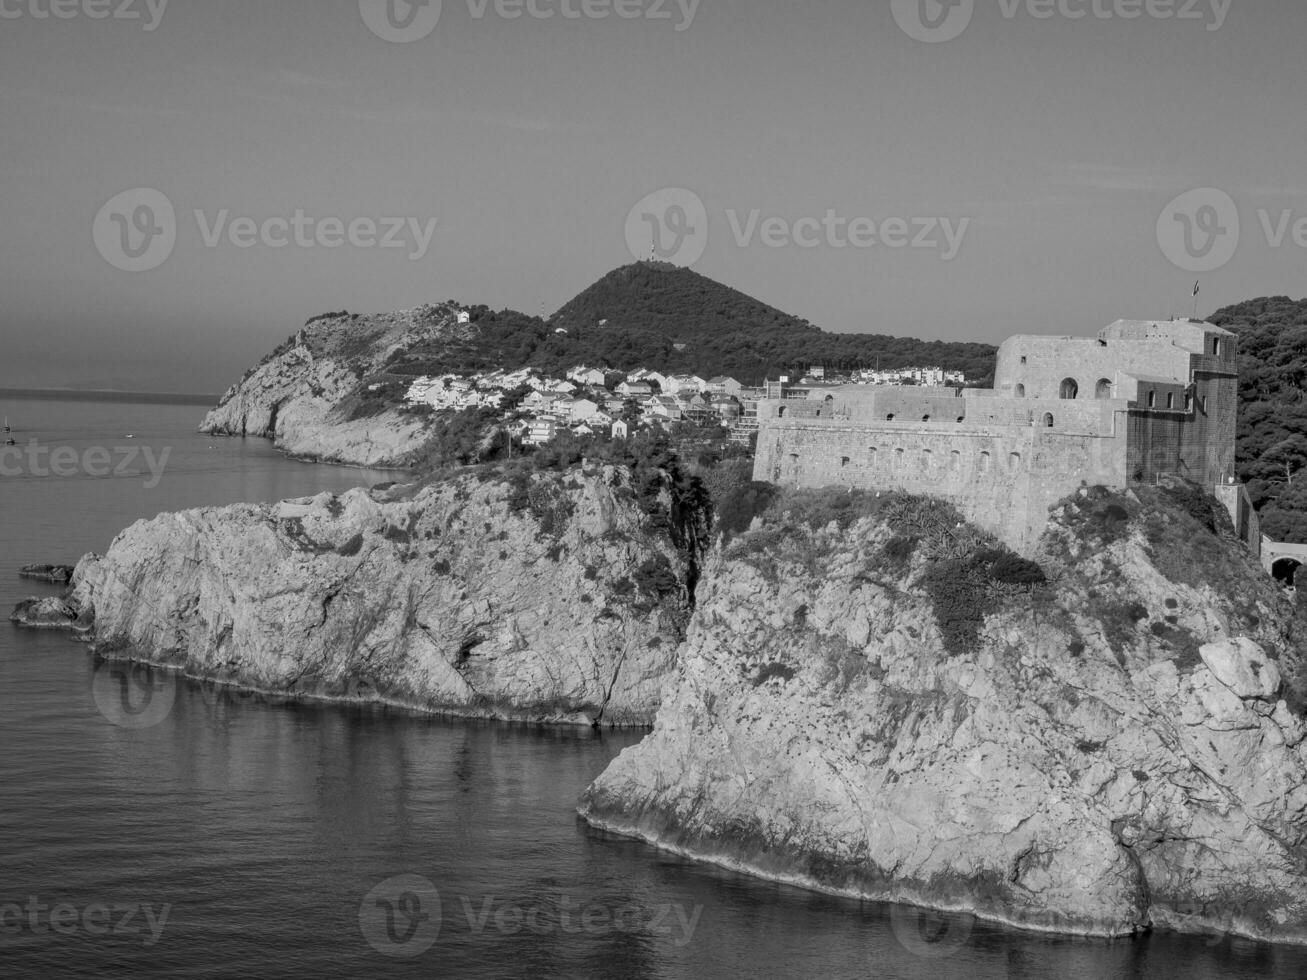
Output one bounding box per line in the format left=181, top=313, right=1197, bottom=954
left=385, top=262, right=997, bottom=385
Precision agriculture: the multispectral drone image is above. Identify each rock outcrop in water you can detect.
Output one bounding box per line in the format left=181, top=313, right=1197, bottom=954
left=29, top=467, right=697, bottom=725
left=199, top=307, right=462, bottom=466
left=580, top=483, right=1307, bottom=945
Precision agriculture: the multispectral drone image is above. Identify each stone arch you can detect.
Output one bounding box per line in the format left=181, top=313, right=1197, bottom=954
left=1043, top=413, right=1055, bottom=428
left=1096, top=378, right=1113, bottom=399
left=1060, top=378, right=1080, bottom=400
left=1273, top=558, right=1302, bottom=587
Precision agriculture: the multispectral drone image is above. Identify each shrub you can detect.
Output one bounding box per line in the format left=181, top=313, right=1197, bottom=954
left=337, top=534, right=364, bottom=557
left=753, top=663, right=797, bottom=687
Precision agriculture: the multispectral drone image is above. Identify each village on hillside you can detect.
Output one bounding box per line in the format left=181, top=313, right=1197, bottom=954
left=401, top=360, right=969, bottom=447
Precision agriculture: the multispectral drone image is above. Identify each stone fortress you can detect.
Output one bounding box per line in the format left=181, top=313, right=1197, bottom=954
left=753, top=319, right=1260, bottom=554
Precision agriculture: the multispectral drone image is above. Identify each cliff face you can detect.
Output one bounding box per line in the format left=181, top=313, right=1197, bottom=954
left=580, top=485, right=1307, bottom=944
left=60, top=467, right=695, bottom=725
left=199, top=308, right=456, bottom=467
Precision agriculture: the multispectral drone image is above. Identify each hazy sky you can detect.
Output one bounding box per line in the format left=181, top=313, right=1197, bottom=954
left=1, top=0, right=1304, bottom=394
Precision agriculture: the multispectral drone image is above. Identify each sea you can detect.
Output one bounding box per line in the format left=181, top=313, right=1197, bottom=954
left=1, top=393, right=1305, bottom=979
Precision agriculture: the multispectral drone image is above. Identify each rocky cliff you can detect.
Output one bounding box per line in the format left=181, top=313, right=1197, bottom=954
left=580, top=482, right=1307, bottom=944
left=199, top=307, right=461, bottom=466
left=32, top=466, right=696, bottom=725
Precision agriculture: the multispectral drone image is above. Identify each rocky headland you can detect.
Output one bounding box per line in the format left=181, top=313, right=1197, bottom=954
left=15, top=465, right=700, bottom=726
left=579, top=482, right=1307, bottom=945
left=198, top=307, right=461, bottom=467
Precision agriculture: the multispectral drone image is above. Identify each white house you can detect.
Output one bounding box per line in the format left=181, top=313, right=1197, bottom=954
left=456, top=310, right=472, bottom=325
left=708, top=376, right=743, bottom=397
left=618, top=381, right=654, bottom=398
left=567, top=366, right=608, bottom=387
left=526, top=420, right=558, bottom=446
left=568, top=397, right=601, bottom=423
left=611, top=420, right=630, bottom=440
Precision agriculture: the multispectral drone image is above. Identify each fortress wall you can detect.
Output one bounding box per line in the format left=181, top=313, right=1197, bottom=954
left=754, top=419, right=1129, bottom=552
left=994, top=337, right=1193, bottom=400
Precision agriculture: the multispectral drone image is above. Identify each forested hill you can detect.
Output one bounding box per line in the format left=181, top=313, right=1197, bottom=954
left=544, top=262, right=997, bottom=383
left=1210, top=296, right=1307, bottom=541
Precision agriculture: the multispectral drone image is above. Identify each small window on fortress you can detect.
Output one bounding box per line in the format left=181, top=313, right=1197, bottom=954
left=841, top=457, right=851, bottom=468
left=777, top=406, right=787, bottom=419
left=1167, top=393, right=1175, bottom=410
left=1009, top=453, right=1022, bottom=470
left=1186, top=392, right=1195, bottom=412
left=1096, top=379, right=1113, bottom=399
left=1147, top=391, right=1157, bottom=408
left=1020, top=356, right=1028, bottom=365
left=1060, top=379, right=1079, bottom=400
left=979, top=452, right=992, bottom=474
left=921, top=450, right=932, bottom=471
left=1043, top=413, right=1055, bottom=428
left=895, top=448, right=905, bottom=466
left=1015, top=384, right=1026, bottom=398
left=886, top=413, right=895, bottom=421
left=922, top=415, right=931, bottom=422
left=950, top=451, right=961, bottom=471
left=1213, top=338, right=1222, bottom=356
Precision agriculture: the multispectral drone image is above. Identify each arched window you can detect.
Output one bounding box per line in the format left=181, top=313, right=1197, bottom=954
left=956, top=416, right=965, bottom=424
left=869, top=447, right=878, bottom=465
left=1096, top=379, right=1113, bottom=399
left=1015, top=384, right=1026, bottom=398
left=1009, top=452, right=1022, bottom=471
left=777, top=406, right=787, bottom=419
left=920, top=450, right=932, bottom=471
left=950, top=451, right=961, bottom=472
left=1060, top=378, right=1079, bottom=400
left=979, top=451, right=992, bottom=474
left=886, top=413, right=896, bottom=421
left=840, top=457, right=851, bottom=468
left=922, top=415, right=931, bottom=422
left=1043, top=413, right=1055, bottom=428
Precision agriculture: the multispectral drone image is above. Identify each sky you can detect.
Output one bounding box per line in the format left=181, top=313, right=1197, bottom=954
left=1, top=0, right=1304, bottom=394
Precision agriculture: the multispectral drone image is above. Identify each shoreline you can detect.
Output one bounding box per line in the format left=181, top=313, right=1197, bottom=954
left=576, top=808, right=1307, bottom=950
left=84, top=643, right=658, bottom=731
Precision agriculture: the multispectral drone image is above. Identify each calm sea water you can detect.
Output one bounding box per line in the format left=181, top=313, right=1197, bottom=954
left=2, top=396, right=1305, bottom=979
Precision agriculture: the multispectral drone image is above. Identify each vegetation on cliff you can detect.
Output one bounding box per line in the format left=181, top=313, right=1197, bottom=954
left=1211, top=296, right=1307, bottom=540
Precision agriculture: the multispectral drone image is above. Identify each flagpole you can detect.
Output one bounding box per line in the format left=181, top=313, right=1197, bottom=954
left=1193, top=281, right=1200, bottom=320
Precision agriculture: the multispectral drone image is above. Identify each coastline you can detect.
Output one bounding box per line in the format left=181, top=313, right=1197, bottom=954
left=576, top=807, right=1307, bottom=948
left=86, top=643, right=659, bottom=730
